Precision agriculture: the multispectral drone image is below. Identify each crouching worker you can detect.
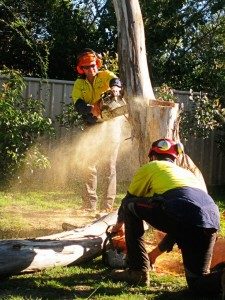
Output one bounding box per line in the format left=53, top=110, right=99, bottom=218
left=111, top=138, right=224, bottom=296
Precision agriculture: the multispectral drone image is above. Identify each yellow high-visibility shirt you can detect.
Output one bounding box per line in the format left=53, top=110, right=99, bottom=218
left=128, top=160, right=207, bottom=197
left=71, top=70, right=117, bottom=105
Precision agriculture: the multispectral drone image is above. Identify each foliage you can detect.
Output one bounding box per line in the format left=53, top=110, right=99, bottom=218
left=141, top=0, right=225, bottom=101
left=56, top=102, right=84, bottom=131
left=155, top=84, right=177, bottom=102
left=0, top=0, right=116, bottom=80
left=0, top=67, right=55, bottom=185
left=101, top=51, right=119, bottom=75
left=153, top=84, right=225, bottom=154
left=0, top=0, right=50, bottom=78
left=180, top=91, right=225, bottom=151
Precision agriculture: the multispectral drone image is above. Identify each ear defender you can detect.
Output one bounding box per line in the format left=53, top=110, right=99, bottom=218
left=76, top=65, right=84, bottom=74
left=95, top=57, right=102, bottom=68
left=75, top=50, right=102, bottom=74
left=176, top=142, right=184, bottom=155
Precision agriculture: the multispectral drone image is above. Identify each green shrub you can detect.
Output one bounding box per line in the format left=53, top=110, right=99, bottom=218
left=0, top=67, right=55, bottom=185
left=56, top=102, right=84, bottom=131
left=180, top=91, right=225, bottom=153
left=155, top=84, right=177, bottom=102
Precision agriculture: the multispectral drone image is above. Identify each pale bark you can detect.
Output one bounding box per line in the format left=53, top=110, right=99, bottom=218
left=0, top=212, right=118, bottom=276
left=113, top=0, right=154, bottom=100
left=113, top=0, right=180, bottom=164
left=176, top=153, right=208, bottom=191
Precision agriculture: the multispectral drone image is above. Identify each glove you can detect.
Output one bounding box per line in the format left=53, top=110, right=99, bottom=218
left=85, top=113, right=98, bottom=125
left=110, top=85, right=122, bottom=97
left=109, top=78, right=123, bottom=98
left=110, top=222, right=124, bottom=234
left=109, top=78, right=122, bottom=88
left=91, top=101, right=102, bottom=118
left=75, top=98, right=92, bottom=114
left=74, top=99, right=97, bottom=125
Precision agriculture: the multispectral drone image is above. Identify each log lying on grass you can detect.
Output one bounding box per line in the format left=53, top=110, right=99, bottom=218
left=0, top=211, right=118, bottom=277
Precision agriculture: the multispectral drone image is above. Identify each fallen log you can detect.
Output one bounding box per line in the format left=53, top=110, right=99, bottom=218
left=0, top=211, right=118, bottom=277
left=1, top=209, right=224, bottom=278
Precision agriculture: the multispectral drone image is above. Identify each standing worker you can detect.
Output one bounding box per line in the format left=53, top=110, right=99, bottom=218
left=72, top=48, right=124, bottom=213
left=111, top=138, right=224, bottom=297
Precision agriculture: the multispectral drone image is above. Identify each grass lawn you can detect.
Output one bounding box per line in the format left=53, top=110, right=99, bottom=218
left=0, top=185, right=224, bottom=300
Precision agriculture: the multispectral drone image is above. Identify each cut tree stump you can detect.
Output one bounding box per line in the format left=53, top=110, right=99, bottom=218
left=0, top=211, right=118, bottom=277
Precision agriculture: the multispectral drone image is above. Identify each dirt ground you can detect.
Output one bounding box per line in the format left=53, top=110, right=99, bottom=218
left=24, top=208, right=96, bottom=231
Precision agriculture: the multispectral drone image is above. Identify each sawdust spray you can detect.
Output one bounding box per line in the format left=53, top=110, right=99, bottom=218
left=13, top=117, right=138, bottom=191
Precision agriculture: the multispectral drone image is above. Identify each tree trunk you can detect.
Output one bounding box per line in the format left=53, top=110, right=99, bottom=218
left=113, top=0, right=154, bottom=100
left=0, top=212, right=118, bottom=277
left=113, top=0, right=180, bottom=164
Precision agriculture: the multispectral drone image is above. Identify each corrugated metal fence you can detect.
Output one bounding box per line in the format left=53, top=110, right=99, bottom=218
left=1, top=75, right=224, bottom=186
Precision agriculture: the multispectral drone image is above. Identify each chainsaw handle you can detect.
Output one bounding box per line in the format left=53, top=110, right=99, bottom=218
left=102, top=225, right=116, bottom=260
left=106, top=225, right=117, bottom=238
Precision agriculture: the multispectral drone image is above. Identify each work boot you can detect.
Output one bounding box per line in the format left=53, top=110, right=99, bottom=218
left=111, top=268, right=150, bottom=286
left=222, top=269, right=225, bottom=300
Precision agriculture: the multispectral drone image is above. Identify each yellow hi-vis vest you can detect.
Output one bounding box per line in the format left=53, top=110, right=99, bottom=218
left=128, top=160, right=207, bottom=197
left=72, top=70, right=117, bottom=105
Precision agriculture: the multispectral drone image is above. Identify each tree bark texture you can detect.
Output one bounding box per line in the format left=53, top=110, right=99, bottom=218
left=0, top=212, right=118, bottom=277
left=113, top=0, right=180, bottom=164
left=113, top=0, right=154, bottom=100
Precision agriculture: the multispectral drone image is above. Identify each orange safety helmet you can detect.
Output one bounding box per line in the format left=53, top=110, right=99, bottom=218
left=148, top=138, right=184, bottom=159
left=76, top=49, right=102, bottom=74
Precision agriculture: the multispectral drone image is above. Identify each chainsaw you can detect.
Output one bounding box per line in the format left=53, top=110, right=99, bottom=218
left=102, top=225, right=127, bottom=268
left=92, top=86, right=127, bottom=122
left=100, top=85, right=127, bottom=120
